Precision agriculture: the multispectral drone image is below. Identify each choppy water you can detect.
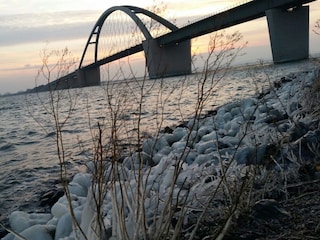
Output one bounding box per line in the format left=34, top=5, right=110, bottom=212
left=0, top=60, right=317, bottom=223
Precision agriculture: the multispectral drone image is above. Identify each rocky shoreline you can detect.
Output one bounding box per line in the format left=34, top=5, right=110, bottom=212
left=1, top=66, right=320, bottom=239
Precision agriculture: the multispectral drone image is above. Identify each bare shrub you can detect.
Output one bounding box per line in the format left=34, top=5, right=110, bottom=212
left=77, top=29, right=250, bottom=240
left=26, top=32, right=320, bottom=240
left=26, top=47, right=88, bottom=239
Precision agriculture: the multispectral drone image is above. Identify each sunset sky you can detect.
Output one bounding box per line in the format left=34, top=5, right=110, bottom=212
left=0, top=0, right=320, bottom=94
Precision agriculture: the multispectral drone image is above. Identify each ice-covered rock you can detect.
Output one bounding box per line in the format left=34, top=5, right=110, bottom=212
left=197, top=125, right=214, bottom=138
left=201, top=130, right=218, bottom=142
left=142, top=136, right=169, bottom=155
left=224, top=120, right=240, bottom=137
left=187, top=118, right=199, bottom=130
left=172, top=140, right=187, bottom=150
left=15, top=224, right=55, bottom=240
left=68, top=182, right=87, bottom=197
left=72, top=173, right=92, bottom=191
left=223, top=111, right=233, bottom=122
left=51, top=202, right=68, bottom=219
left=172, top=127, right=188, bottom=142
left=54, top=210, right=81, bottom=240
left=9, top=211, right=52, bottom=233
left=240, top=98, right=256, bottom=111
left=235, top=144, right=267, bottom=165
left=194, top=153, right=218, bottom=165
left=195, top=141, right=217, bottom=154
left=80, top=186, right=106, bottom=239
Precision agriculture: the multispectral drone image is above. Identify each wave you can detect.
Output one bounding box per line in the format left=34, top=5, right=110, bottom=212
left=0, top=143, right=16, bottom=152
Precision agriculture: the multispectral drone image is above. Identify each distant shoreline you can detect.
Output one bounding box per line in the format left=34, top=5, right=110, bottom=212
left=1, top=56, right=319, bottom=98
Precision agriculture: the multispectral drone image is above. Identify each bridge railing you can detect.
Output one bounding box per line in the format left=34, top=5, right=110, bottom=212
left=180, top=0, right=253, bottom=28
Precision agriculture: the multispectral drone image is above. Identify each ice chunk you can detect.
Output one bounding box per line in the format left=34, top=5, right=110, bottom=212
left=55, top=211, right=81, bottom=240
left=51, top=202, right=68, bottom=219
left=195, top=141, right=217, bottom=154
left=201, top=131, right=217, bottom=142
left=9, top=211, right=52, bottom=233
left=14, top=224, right=55, bottom=240
left=72, top=173, right=92, bottom=191
left=68, top=182, right=87, bottom=197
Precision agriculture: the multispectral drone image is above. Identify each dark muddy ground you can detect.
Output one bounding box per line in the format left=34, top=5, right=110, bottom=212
left=227, top=178, right=320, bottom=240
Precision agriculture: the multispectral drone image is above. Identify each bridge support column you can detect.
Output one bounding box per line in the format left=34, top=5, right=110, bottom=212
left=143, top=39, right=191, bottom=78
left=266, top=6, right=309, bottom=63
left=76, top=67, right=101, bottom=87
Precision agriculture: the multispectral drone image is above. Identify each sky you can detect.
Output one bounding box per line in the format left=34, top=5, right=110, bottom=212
left=0, top=0, right=320, bottom=94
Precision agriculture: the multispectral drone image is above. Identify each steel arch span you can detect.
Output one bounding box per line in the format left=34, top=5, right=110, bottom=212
left=79, top=5, right=180, bottom=68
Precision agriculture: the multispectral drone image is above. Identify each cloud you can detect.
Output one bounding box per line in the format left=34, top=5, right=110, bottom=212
left=0, top=23, right=93, bottom=46
left=0, top=0, right=109, bottom=15
left=0, top=8, right=167, bottom=47
left=0, top=10, right=102, bottom=46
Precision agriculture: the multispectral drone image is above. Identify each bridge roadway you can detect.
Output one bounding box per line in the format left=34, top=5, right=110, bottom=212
left=81, top=0, right=315, bottom=72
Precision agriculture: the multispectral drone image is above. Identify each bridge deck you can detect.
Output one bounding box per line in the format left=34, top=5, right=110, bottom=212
left=82, top=0, right=315, bottom=71
left=158, top=0, right=315, bottom=45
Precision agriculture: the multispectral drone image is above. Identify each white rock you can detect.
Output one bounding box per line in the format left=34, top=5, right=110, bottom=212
left=194, top=153, right=214, bottom=165
left=86, top=161, right=95, bottom=173
left=51, top=202, right=68, bottom=219
left=195, top=141, right=216, bottom=154
left=216, top=106, right=226, bottom=116
left=258, top=104, right=268, bottom=114
left=201, top=131, right=217, bottom=142
left=172, top=140, right=187, bottom=150
left=142, top=137, right=169, bottom=155
left=14, top=224, right=55, bottom=240
left=235, top=145, right=266, bottom=165
left=68, top=182, right=87, bottom=197
left=181, top=130, right=198, bottom=144
left=9, top=211, right=31, bottom=233
left=197, top=125, right=214, bottom=138
left=158, top=146, right=172, bottom=155
left=172, top=127, right=188, bottom=142
left=187, top=118, right=199, bottom=130
left=202, top=116, right=214, bottom=126
left=1, top=233, right=14, bottom=240
left=240, top=98, right=255, bottom=111
left=163, top=133, right=177, bottom=145
left=243, top=105, right=256, bottom=119
left=80, top=187, right=96, bottom=237
left=224, top=101, right=240, bottom=112
left=9, top=211, right=52, bottom=233
left=161, top=166, right=175, bottom=189
left=213, top=116, right=223, bottom=127
left=230, top=106, right=240, bottom=117
left=155, top=136, right=170, bottom=151
left=46, top=217, right=58, bottom=227
left=204, top=147, right=216, bottom=154
left=184, top=150, right=198, bottom=165
left=152, top=152, right=164, bottom=164
left=219, top=135, right=240, bottom=148
left=224, top=120, right=240, bottom=137
left=72, top=173, right=92, bottom=191
left=142, top=138, right=155, bottom=155
left=55, top=211, right=81, bottom=240
left=223, top=112, right=233, bottom=122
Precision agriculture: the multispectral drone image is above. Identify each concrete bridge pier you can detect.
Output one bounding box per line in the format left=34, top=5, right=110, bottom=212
left=143, top=39, right=191, bottom=78
left=76, top=67, right=101, bottom=87
left=266, top=6, right=309, bottom=63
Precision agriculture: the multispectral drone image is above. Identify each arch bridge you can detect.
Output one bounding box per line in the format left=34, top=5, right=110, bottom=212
left=54, top=0, right=316, bottom=89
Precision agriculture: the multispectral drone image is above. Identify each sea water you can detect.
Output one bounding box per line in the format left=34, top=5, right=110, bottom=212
left=0, top=60, right=317, bottom=223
